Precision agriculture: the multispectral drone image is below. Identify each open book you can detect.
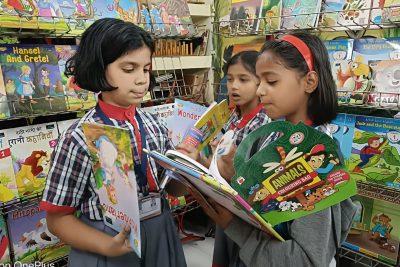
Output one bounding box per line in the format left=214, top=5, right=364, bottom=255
left=145, top=121, right=358, bottom=240
left=182, top=99, right=230, bottom=151
left=82, top=123, right=141, bottom=258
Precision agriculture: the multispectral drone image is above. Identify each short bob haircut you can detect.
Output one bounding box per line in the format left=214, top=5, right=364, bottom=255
left=65, top=18, right=154, bottom=93
left=224, top=50, right=259, bottom=76
left=259, top=31, right=338, bottom=125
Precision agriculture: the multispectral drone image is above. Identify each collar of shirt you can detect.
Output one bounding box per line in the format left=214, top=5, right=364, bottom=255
left=98, top=96, right=136, bottom=123
left=234, top=103, right=264, bottom=130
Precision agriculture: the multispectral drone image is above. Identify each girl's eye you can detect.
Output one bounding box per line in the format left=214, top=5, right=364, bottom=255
left=240, top=79, right=249, bottom=83
left=144, top=69, right=150, bottom=73
left=267, top=80, right=277, bottom=85
left=123, top=69, right=134, bottom=73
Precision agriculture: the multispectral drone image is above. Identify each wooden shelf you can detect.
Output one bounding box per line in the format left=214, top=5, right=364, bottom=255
left=188, top=4, right=211, bottom=17
left=152, top=55, right=212, bottom=71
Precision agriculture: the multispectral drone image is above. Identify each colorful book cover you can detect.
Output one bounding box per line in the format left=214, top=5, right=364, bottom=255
left=5, top=123, right=58, bottom=197
left=368, top=59, right=400, bottom=107
left=141, top=103, right=174, bottom=127
left=341, top=114, right=357, bottom=160
left=371, top=0, right=400, bottom=26
left=281, top=0, right=322, bottom=29
left=0, top=215, right=11, bottom=265
left=56, top=118, right=78, bottom=135
left=0, top=44, right=68, bottom=116
left=168, top=98, right=208, bottom=146
left=230, top=0, right=263, bottom=33
left=144, top=0, right=195, bottom=37
left=9, top=204, right=70, bottom=263
left=0, top=65, right=11, bottom=119
left=231, top=121, right=357, bottom=226
left=320, top=0, right=371, bottom=30
left=260, top=0, right=281, bottom=32
left=348, top=115, right=400, bottom=190
left=0, top=130, right=19, bottom=203
left=0, top=0, right=68, bottom=30
left=324, top=39, right=354, bottom=104
left=57, top=0, right=93, bottom=34
left=343, top=195, right=400, bottom=266
left=55, top=45, right=96, bottom=111
left=327, top=113, right=347, bottom=146
left=93, top=0, right=139, bottom=24
left=82, top=122, right=141, bottom=258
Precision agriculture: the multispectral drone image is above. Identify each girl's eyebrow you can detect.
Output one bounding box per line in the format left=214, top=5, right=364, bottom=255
left=119, top=61, right=152, bottom=67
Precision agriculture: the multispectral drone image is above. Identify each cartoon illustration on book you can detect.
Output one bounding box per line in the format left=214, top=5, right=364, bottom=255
left=0, top=131, right=19, bottom=203
left=0, top=215, right=10, bottom=264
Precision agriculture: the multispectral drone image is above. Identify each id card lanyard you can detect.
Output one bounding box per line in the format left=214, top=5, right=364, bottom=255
left=95, top=105, right=150, bottom=196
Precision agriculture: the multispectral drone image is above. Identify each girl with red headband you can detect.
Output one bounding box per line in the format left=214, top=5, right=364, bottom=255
left=193, top=32, right=356, bottom=267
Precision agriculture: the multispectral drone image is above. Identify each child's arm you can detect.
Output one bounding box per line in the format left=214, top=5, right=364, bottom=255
left=46, top=212, right=133, bottom=257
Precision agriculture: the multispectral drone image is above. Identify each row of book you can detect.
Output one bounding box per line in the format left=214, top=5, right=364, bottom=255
left=325, top=37, right=400, bottom=107
left=220, top=0, right=400, bottom=34
left=0, top=0, right=195, bottom=37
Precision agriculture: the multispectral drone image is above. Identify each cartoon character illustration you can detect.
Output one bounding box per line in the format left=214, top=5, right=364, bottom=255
left=159, top=4, right=169, bottom=30
left=372, top=60, right=400, bottom=93
left=370, top=213, right=396, bottom=253
left=352, top=136, right=387, bottom=173
left=304, top=144, right=339, bottom=174
left=278, top=201, right=302, bottom=212
left=341, top=0, right=366, bottom=22
left=141, top=4, right=152, bottom=31
left=149, top=3, right=165, bottom=33
left=17, top=65, right=36, bottom=104
left=39, top=67, right=52, bottom=101
left=36, top=0, right=62, bottom=20
left=247, top=183, right=279, bottom=212
left=14, top=150, right=49, bottom=193
left=300, top=183, right=337, bottom=211
left=73, top=0, right=87, bottom=17
left=5, top=79, right=16, bottom=96
left=114, top=0, right=137, bottom=23
left=262, top=146, right=303, bottom=174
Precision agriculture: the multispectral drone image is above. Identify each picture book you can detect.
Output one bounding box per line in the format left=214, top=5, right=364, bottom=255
left=56, top=118, right=78, bottom=135
left=55, top=45, right=96, bottom=111
left=0, top=44, right=68, bottom=116
left=82, top=122, right=141, bottom=258
left=260, top=0, right=281, bottom=32
left=168, top=98, right=208, bottom=146
left=320, top=0, right=372, bottom=30
left=348, top=115, right=400, bottom=190
left=143, top=0, right=195, bottom=37
left=143, top=148, right=284, bottom=241
left=324, top=39, right=354, bottom=104
left=0, top=0, right=68, bottom=31
left=343, top=195, right=400, bottom=266
left=182, top=99, right=229, bottom=151
left=368, top=59, right=400, bottom=107
left=0, top=215, right=11, bottom=265
left=370, top=0, right=400, bottom=26
left=0, top=66, right=10, bottom=119
left=5, top=122, right=58, bottom=197
left=141, top=103, right=174, bottom=127
left=327, top=113, right=347, bottom=146
left=57, top=0, right=93, bottom=34
left=230, top=0, right=263, bottom=34
left=0, top=130, right=19, bottom=204
left=340, top=114, right=357, bottom=161
left=93, top=0, right=140, bottom=24
left=8, top=204, right=70, bottom=264
left=281, top=0, right=322, bottom=30
left=231, top=121, right=357, bottom=226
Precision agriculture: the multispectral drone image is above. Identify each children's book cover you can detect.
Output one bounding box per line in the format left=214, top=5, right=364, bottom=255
left=143, top=0, right=195, bottom=37
left=55, top=45, right=96, bottom=111
left=0, top=65, right=11, bottom=119
left=93, top=0, right=139, bottom=24
left=320, top=0, right=371, bottom=30
left=0, top=130, right=19, bottom=204
left=343, top=195, right=400, bottom=266
left=57, top=0, right=93, bottom=34
left=260, top=0, right=281, bottom=32
left=141, top=103, right=174, bottom=127
left=341, top=114, right=357, bottom=160
left=0, top=215, right=11, bottom=265
left=231, top=121, right=357, bottom=226
left=368, top=59, right=400, bottom=107
left=371, top=0, right=400, bottom=26
left=56, top=118, right=78, bottom=135
left=281, top=0, right=322, bottom=30
left=327, top=113, right=347, bottom=146
left=82, top=122, right=141, bottom=258
left=8, top=204, right=70, bottom=264
left=168, top=98, right=207, bottom=146
left=324, top=39, right=354, bottom=104
left=5, top=123, right=58, bottom=197
left=0, top=44, right=67, bottom=116
left=348, top=115, right=400, bottom=190
left=230, top=0, right=263, bottom=34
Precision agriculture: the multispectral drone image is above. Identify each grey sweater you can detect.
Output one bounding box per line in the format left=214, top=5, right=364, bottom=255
left=220, top=199, right=356, bottom=267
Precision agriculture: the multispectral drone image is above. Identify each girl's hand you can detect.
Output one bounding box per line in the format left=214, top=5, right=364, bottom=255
left=105, top=225, right=134, bottom=257
left=190, top=189, right=234, bottom=229
left=176, top=143, right=199, bottom=161
left=217, top=144, right=237, bottom=182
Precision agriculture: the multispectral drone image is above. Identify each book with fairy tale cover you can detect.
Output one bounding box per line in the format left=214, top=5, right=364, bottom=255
left=93, top=0, right=139, bottom=24
left=5, top=123, right=58, bottom=197
left=0, top=215, right=11, bottom=265
left=0, top=44, right=68, bottom=116
left=8, top=204, right=70, bottom=264
left=0, top=130, right=19, bottom=204
left=348, top=115, right=400, bottom=190
left=281, top=0, right=322, bottom=30
left=57, top=0, right=93, bottom=34
left=0, top=66, right=11, bottom=119
left=230, top=0, right=264, bottom=34
left=55, top=45, right=96, bottom=111
left=260, top=0, right=281, bottom=32
left=146, top=121, right=357, bottom=237
left=82, top=122, right=141, bottom=258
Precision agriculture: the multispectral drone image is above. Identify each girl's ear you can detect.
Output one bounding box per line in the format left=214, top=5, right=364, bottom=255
left=304, top=71, right=318, bottom=94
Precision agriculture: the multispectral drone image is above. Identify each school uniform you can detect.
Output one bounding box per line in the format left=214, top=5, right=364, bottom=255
left=40, top=98, right=186, bottom=267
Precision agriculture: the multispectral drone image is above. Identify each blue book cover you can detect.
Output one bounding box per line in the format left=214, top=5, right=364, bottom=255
left=342, top=114, right=357, bottom=161
left=328, top=113, right=347, bottom=147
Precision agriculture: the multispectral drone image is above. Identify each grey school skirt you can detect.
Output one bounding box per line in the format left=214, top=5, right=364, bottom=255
left=68, top=201, right=186, bottom=267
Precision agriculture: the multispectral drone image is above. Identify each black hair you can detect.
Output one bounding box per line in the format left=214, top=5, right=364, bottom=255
left=224, top=50, right=259, bottom=77
left=259, top=32, right=338, bottom=125
left=65, top=18, right=154, bottom=93
left=41, top=67, right=49, bottom=72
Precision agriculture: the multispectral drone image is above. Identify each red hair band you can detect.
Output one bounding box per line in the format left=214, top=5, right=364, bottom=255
left=280, top=35, right=315, bottom=72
